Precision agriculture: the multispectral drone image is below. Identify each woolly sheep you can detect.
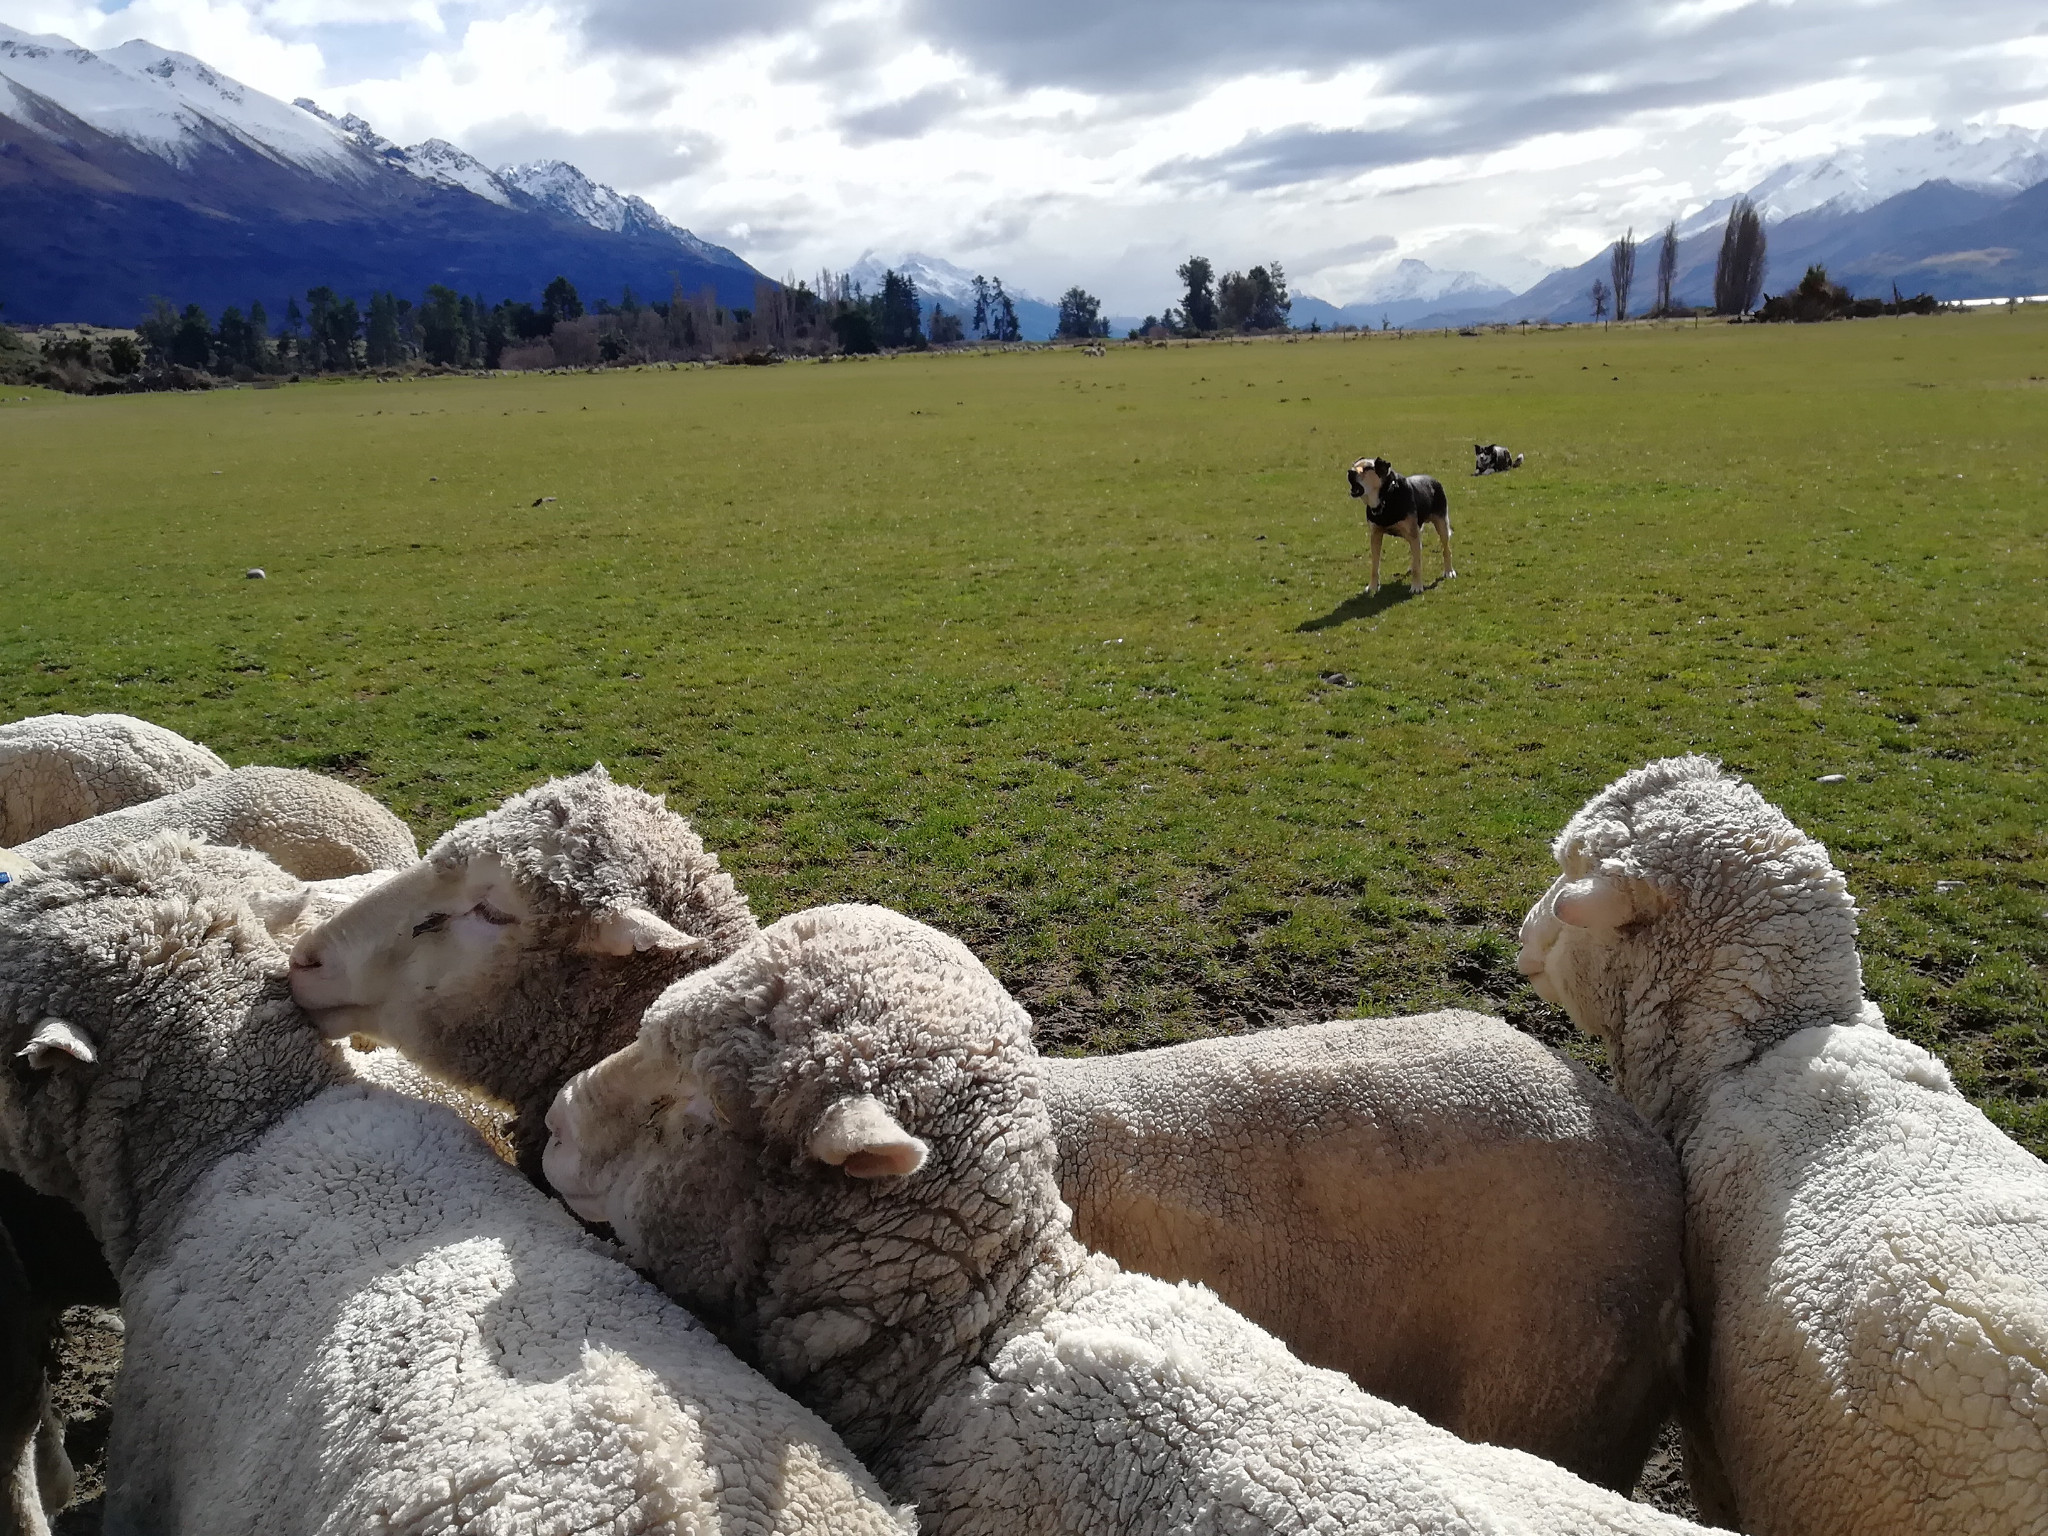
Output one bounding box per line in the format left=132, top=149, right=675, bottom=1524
left=1518, top=756, right=2048, bottom=1535
left=0, top=712, right=226, bottom=847
left=16, top=765, right=417, bottom=880
left=1050, top=1016, right=1686, bottom=1490
left=0, top=835, right=913, bottom=1536
left=545, top=903, right=1725, bottom=1536
left=288, top=765, right=753, bottom=1179
left=291, top=768, right=1685, bottom=1482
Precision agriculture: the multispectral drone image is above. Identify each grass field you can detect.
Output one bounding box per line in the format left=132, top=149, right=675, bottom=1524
left=2, top=312, right=2044, bottom=1154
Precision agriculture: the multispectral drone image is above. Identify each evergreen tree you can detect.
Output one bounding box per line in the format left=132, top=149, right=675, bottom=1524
left=541, top=275, right=584, bottom=327
left=138, top=297, right=179, bottom=364
left=420, top=284, right=468, bottom=366
left=989, top=280, right=1021, bottom=343
left=877, top=269, right=923, bottom=348
left=248, top=301, right=270, bottom=367
left=928, top=303, right=965, bottom=344
left=970, top=275, right=991, bottom=338
left=282, top=297, right=304, bottom=338
left=832, top=308, right=879, bottom=354
left=213, top=306, right=260, bottom=372
left=171, top=304, right=212, bottom=368
left=460, top=295, right=484, bottom=366
left=365, top=292, right=403, bottom=367
left=1177, top=256, right=1218, bottom=333
left=1055, top=286, right=1103, bottom=339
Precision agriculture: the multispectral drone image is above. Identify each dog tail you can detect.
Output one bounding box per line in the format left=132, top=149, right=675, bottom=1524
left=1513, top=453, right=1524, bottom=467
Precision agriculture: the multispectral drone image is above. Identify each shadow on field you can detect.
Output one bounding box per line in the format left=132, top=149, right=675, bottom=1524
left=1296, top=584, right=1419, bottom=632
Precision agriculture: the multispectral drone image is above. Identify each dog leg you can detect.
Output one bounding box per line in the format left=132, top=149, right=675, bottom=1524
left=1367, top=528, right=1383, bottom=595
left=1406, top=527, right=1425, bottom=593
left=1437, top=519, right=1456, bottom=581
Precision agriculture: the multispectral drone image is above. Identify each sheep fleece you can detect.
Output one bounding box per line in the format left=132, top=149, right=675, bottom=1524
left=0, top=712, right=226, bottom=846
left=16, top=765, right=417, bottom=879
left=1684, top=1022, right=2048, bottom=1535
left=110, top=1085, right=913, bottom=1536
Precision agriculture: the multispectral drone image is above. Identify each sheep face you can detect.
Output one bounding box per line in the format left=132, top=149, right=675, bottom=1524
left=289, top=851, right=695, bottom=1075
left=545, top=905, right=1052, bottom=1431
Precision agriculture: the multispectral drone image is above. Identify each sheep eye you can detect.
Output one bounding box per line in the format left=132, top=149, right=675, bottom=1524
left=412, top=912, right=449, bottom=937
left=471, top=902, right=517, bottom=927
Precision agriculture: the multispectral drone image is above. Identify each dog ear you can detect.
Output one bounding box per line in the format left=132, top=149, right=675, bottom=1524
left=1373, top=457, right=1391, bottom=476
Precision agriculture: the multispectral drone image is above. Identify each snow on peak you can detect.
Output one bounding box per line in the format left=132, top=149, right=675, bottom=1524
left=0, top=29, right=364, bottom=175
left=844, top=251, right=1036, bottom=306
left=499, top=159, right=739, bottom=265
left=403, top=138, right=516, bottom=206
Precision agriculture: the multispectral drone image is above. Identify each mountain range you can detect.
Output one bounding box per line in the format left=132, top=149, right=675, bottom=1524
left=0, top=22, right=765, bottom=325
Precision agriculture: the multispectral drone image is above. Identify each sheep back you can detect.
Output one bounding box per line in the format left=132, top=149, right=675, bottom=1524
left=0, top=713, right=226, bottom=846
left=1044, top=1011, right=1686, bottom=1490
left=108, top=1085, right=913, bottom=1536
left=16, top=766, right=417, bottom=879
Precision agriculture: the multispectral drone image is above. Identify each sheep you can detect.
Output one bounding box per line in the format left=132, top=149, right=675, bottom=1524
left=290, top=768, right=1684, bottom=1485
left=1049, top=1015, right=1687, bottom=1491
left=1, top=1224, right=67, bottom=1536
left=15, top=765, right=418, bottom=880
left=287, top=764, right=755, bottom=1180
left=1517, top=755, right=2048, bottom=1535
left=0, top=712, right=226, bottom=847
left=544, top=903, right=1724, bottom=1536
left=0, top=834, right=914, bottom=1536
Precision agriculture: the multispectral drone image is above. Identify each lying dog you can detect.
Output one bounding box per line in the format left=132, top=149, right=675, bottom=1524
left=1348, top=456, right=1454, bottom=594
left=1473, top=443, right=1524, bottom=475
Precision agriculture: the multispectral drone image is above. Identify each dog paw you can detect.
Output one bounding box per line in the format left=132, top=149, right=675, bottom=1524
left=1365, top=583, right=1379, bottom=596
left=1445, top=569, right=1457, bottom=579
left=1408, top=581, right=1425, bottom=595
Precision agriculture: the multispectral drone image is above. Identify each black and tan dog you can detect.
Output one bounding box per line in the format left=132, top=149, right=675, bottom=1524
left=1347, top=455, right=1454, bottom=594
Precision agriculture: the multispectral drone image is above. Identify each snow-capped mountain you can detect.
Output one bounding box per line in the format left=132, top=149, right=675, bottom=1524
left=1678, top=123, right=2048, bottom=235
left=501, top=161, right=749, bottom=269
left=0, top=24, right=766, bottom=322
left=1291, top=259, right=1515, bottom=329
left=0, top=22, right=364, bottom=177
left=843, top=250, right=1063, bottom=338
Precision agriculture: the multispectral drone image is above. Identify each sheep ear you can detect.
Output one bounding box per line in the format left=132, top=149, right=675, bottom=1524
left=579, top=907, right=704, bottom=957
left=1553, top=876, right=1638, bottom=930
left=809, top=1096, right=927, bottom=1180
left=19, top=1019, right=96, bottom=1068
left=248, top=886, right=311, bottom=937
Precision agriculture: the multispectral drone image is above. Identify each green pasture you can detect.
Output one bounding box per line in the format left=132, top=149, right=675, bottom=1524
left=2, top=313, right=2044, bottom=1152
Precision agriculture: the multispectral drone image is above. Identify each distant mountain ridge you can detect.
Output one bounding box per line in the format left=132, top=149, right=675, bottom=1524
left=0, top=22, right=764, bottom=323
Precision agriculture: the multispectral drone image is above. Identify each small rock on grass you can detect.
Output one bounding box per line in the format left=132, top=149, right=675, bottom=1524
left=1816, top=773, right=1847, bottom=783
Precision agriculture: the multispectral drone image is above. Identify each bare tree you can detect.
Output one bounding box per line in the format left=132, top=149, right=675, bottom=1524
left=1713, top=196, right=1768, bottom=315
left=1654, top=221, right=1678, bottom=316
left=1591, top=277, right=1610, bottom=324
left=1610, top=228, right=1637, bottom=322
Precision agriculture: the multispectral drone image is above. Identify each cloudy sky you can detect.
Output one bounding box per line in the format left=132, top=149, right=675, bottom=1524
left=12, top=0, right=2048, bottom=307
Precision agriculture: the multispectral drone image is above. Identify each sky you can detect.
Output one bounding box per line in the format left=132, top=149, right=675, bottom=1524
left=10, top=0, right=2048, bottom=309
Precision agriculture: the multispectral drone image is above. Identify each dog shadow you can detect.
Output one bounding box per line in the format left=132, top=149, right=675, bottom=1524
left=1296, top=582, right=1432, bottom=632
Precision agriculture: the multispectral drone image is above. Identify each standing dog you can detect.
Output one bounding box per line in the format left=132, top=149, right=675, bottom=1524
left=1473, top=443, right=1524, bottom=475
left=1348, top=456, right=1454, bottom=594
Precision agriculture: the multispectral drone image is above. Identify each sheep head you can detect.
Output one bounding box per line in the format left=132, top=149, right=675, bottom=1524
left=287, top=766, right=756, bottom=1169
left=544, top=903, right=1061, bottom=1457
left=1519, top=757, right=1871, bottom=1112
left=0, top=833, right=341, bottom=1266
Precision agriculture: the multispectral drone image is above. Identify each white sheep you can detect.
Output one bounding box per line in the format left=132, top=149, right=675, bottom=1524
left=287, top=765, right=754, bottom=1179
left=1517, top=755, right=2048, bottom=1535
left=545, top=903, right=1725, bottom=1536
left=291, top=768, right=1686, bottom=1486
left=15, top=765, right=417, bottom=880
left=0, top=835, right=914, bottom=1536
left=1050, top=1016, right=1686, bottom=1490
left=0, top=713, right=226, bottom=847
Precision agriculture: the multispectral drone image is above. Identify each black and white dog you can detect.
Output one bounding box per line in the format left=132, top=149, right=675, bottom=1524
left=1347, top=456, right=1454, bottom=595
left=1473, top=443, right=1524, bottom=475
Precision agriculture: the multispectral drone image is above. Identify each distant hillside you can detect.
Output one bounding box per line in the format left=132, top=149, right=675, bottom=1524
left=0, top=23, right=767, bottom=324
left=1407, top=177, right=2038, bottom=327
